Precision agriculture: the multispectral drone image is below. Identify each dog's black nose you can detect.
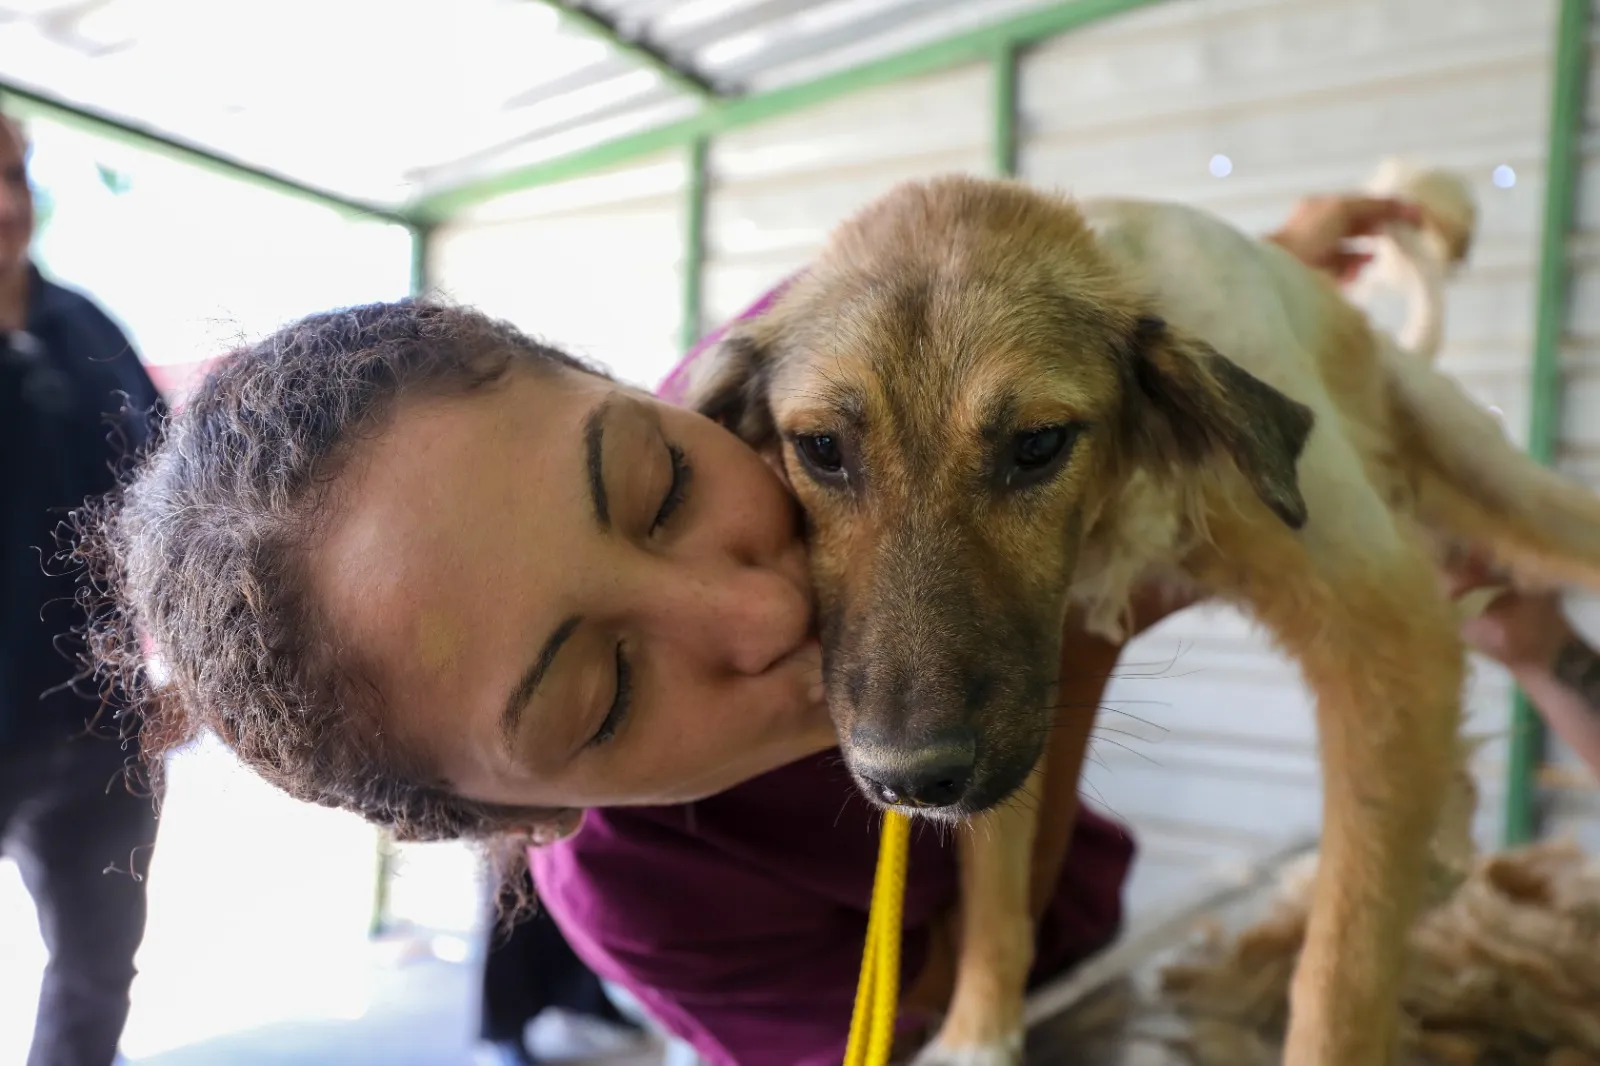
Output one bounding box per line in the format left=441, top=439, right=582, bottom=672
left=856, top=742, right=975, bottom=810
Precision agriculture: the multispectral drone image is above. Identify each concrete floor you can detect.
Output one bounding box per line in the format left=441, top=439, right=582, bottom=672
left=117, top=932, right=667, bottom=1066
left=126, top=941, right=482, bottom=1066
left=3, top=908, right=667, bottom=1066
left=0, top=737, right=671, bottom=1066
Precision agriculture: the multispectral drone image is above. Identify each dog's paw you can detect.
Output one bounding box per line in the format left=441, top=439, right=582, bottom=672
left=909, top=1032, right=1023, bottom=1066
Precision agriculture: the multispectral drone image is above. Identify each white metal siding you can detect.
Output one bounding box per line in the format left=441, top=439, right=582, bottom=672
left=432, top=152, right=689, bottom=389
left=703, top=63, right=994, bottom=327
left=1018, top=0, right=1572, bottom=917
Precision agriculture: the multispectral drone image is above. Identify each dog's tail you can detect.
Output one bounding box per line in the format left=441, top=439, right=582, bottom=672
left=1358, top=159, right=1477, bottom=363
left=1384, top=341, right=1600, bottom=589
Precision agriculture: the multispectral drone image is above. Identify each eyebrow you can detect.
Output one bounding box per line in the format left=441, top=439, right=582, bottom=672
left=583, top=398, right=612, bottom=530
left=977, top=392, right=1020, bottom=446
left=501, top=614, right=582, bottom=749
left=806, top=378, right=868, bottom=434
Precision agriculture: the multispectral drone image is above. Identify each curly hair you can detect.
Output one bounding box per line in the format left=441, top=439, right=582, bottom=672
left=73, top=299, right=607, bottom=853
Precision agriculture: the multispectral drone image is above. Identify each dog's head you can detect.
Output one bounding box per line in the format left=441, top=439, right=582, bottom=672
left=1365, top=157, right=1478, bottom=269
left=688, top=176, right=1313, bottom=818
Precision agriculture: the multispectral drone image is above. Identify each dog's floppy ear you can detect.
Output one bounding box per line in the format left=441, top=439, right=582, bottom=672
left=680, top=324, right=779, bottom=452
left=1122, top=314, right=1314, bottom=529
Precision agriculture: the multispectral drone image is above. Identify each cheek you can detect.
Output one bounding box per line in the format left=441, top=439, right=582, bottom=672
left=760, top=449, right=793, bottom=493
left=699, top=424, right=798, bottom=521
left=992, top=505, right=1085, bottom=598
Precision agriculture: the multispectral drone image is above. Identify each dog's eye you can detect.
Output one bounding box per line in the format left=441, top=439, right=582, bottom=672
left=795, top=433, right=845, bottom=476
left=1015, top=426, right=1070, bottom=468
left=1003, top=424, right=1082, bottom=489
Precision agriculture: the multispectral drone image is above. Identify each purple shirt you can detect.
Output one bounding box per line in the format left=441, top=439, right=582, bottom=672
left=531, top=281, right=1135, bottom=1066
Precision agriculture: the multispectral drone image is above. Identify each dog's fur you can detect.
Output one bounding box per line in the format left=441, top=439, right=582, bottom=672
left=682, top=173, right=1600, bottom=1065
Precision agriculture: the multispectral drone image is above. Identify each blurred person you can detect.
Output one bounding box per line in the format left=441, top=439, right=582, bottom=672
left=476, top=867, right=646, bottom=1065
left=0, top=114, right=164, bottom=1066
left=1443, top=553, right=1600, bottom=779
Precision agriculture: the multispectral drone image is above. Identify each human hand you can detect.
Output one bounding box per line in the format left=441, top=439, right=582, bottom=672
left=1268, top=195, right=1426, bottom=282
left=1441, top=551, right=1575, bottom=676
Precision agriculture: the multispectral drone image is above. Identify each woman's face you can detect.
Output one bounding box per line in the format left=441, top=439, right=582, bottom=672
left=309, top=363, right=834, bottom=811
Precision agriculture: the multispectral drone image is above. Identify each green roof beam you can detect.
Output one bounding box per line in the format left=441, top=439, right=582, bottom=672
left=535, top=0, right=720, bottom=101
left=0, top=78, right=410, bottom=227
left=414, top=0, right=1162, bottom=221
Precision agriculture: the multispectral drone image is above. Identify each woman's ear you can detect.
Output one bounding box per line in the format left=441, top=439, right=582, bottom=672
left=1121, top=314, right=1315, bottom=529
left=528, top=808, right=584, bottom=846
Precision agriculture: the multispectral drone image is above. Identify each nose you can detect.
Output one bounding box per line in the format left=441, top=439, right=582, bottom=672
left=647, top=559, right=810, bottom=676
left=852, top=731, right=976, bottom=810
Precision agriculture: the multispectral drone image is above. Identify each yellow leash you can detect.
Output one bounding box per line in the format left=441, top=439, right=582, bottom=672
left=843, top=810, right=912, bottom=1066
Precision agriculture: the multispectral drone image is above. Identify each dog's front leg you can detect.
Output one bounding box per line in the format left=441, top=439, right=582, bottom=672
left=1201, top=497, right=1463, bottom=1066
left=910, top=760, right=1041, bottom=1066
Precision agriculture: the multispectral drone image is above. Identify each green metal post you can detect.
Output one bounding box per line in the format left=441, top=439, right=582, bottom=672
left=409, top=221, right=434, bottom=299
left=681, top=137, right=709, bottom=354
left=368, top=221, right=435, bottom=939
left=993, top=41, right=1020, bottom=178
left=369, top=832, right=397, bottom=939
left=1503, top=0, right=1590, bottom=847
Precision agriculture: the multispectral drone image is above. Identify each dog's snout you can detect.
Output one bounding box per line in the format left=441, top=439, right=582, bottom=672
left=852, top=730, right=977, bottom=810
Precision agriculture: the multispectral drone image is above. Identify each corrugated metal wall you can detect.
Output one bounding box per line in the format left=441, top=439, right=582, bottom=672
left=703, top=63, right=993, bottom=327
left=432, top=0, right=1597, bottom=923
left=432, top=151, right=689, bottom=389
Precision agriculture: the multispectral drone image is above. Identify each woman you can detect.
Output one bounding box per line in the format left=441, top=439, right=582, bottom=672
left=78, top=191, right=1436, bottom=1066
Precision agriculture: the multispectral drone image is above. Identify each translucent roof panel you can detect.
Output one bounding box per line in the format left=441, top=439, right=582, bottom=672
left=0, top=0, right=1072, bottom=212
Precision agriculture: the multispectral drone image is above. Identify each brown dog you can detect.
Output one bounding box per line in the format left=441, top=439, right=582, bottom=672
left=682, top=174, right=1600, bottom=1065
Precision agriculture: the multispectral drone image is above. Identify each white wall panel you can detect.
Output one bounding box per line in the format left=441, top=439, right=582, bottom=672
left=432, top=152, right=688, bottom=389
left=703, top=63, right=993, bottom=326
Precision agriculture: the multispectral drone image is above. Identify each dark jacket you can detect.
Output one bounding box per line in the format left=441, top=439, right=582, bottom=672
left=1, top=263, right=162, bottom=749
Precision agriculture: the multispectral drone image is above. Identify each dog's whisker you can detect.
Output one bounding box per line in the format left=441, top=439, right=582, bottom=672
left=1092, top=707, right=1170, bottom=733
left=1084, top=734, right=1162, bottom=766
left=1077, top=778, right=1113, bottom=814
left=1112, top=665, right=1206, bottom=682
left=1038, top=698, right=1172, bottom=719
left=1085, top=725, right=1158, bottom=745
left=1090, top=722, right=1165, bottom=740
left=1005, top=782, right=1043, bottom=813
left=1034, top=702, right=1171, bottom=738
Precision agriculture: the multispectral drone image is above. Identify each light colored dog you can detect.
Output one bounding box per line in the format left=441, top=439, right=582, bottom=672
left=683, top=169, right=1600, bottom=1065
left=1349, top=158, right=1477, bottom=364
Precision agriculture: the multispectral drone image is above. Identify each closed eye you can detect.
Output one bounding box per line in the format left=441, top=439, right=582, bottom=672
left=650, top=444, right=691, bottom=533
left=590, top=642, right=631, bottom=747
